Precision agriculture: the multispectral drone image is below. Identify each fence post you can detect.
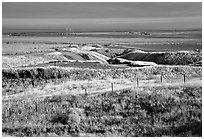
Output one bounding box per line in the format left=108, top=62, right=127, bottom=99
left=160, top=74, right=163, bottom=83
left=23, top=99, right=26, bottom=116
left=183, top=74, right=186, bottom=83
left=111, top=83, right=114, bottom=93
left=137, top=77, right=139, bottom=87
left=5, top=101, right=8, bottom=117
left=101, top=93, right=103, bottom=115
left=8, top=100, right=11, bottom=117
left=85, top=88, right=87, bottom=96
left=35, top=99, right=38, bottom=112
left=8, top=107, right=11, bottom=117
left=89, top=116, right=92, bottom=129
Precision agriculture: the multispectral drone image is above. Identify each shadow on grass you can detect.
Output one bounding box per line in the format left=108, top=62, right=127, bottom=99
left=146, top=121, right=202, bottom=137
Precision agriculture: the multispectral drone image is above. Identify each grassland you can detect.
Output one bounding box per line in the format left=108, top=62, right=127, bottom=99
left=2, top=66, right=202, bottom=92
left=2, top=65, right=202, bottom=137
left=2, top=85, right=202, bottom=137
left=2, top=30, right=202, bottom=137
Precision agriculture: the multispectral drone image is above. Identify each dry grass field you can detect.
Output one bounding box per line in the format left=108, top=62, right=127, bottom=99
left=2, top=30, right=202, bottom=137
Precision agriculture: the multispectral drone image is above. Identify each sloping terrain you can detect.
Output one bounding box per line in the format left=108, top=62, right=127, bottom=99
left=45, top=52, right=70, bottom=61
left=108, top=58, right=157, bottom=67
left=2, top=65, right=202, bottom=136
left=90, top=48, right=119, bottom=58
left=2, top=30, right=202, bottom=137
left=118, top=49, right=202, bottom=66
left=2, top=55, right=49, bottom=68
left=2, top=46, right=111, bottom=68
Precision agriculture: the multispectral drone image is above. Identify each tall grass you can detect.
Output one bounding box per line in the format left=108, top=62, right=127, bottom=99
left=2, top=65, right=202, bottom=88
left=2, top=86, right=202, bottom=137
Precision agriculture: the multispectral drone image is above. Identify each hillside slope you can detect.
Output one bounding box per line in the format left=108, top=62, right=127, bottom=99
left=118, top=49, right=201, bottom=66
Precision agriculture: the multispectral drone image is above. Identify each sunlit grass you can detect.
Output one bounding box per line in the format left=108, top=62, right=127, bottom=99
left=2, top=86, right=202, bottom=137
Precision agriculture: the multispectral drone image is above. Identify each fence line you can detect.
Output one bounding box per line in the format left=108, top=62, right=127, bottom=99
left=3, top=73, right=188, bottom=117
left=106, top=73, right=187, bottom=96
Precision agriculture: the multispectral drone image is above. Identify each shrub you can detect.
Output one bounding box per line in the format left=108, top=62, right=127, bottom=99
left=50, top=108, right=84, bottom=126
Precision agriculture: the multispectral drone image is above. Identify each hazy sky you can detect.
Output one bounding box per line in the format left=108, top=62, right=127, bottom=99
left=2, top=2, right=202, bottom=31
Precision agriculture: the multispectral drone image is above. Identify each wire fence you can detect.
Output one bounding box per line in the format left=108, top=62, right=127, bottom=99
left=2, top=73, right=190, bottom=118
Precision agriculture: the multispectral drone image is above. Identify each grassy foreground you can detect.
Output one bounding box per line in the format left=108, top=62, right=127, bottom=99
left=2, top=85, right=202, bottom=137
